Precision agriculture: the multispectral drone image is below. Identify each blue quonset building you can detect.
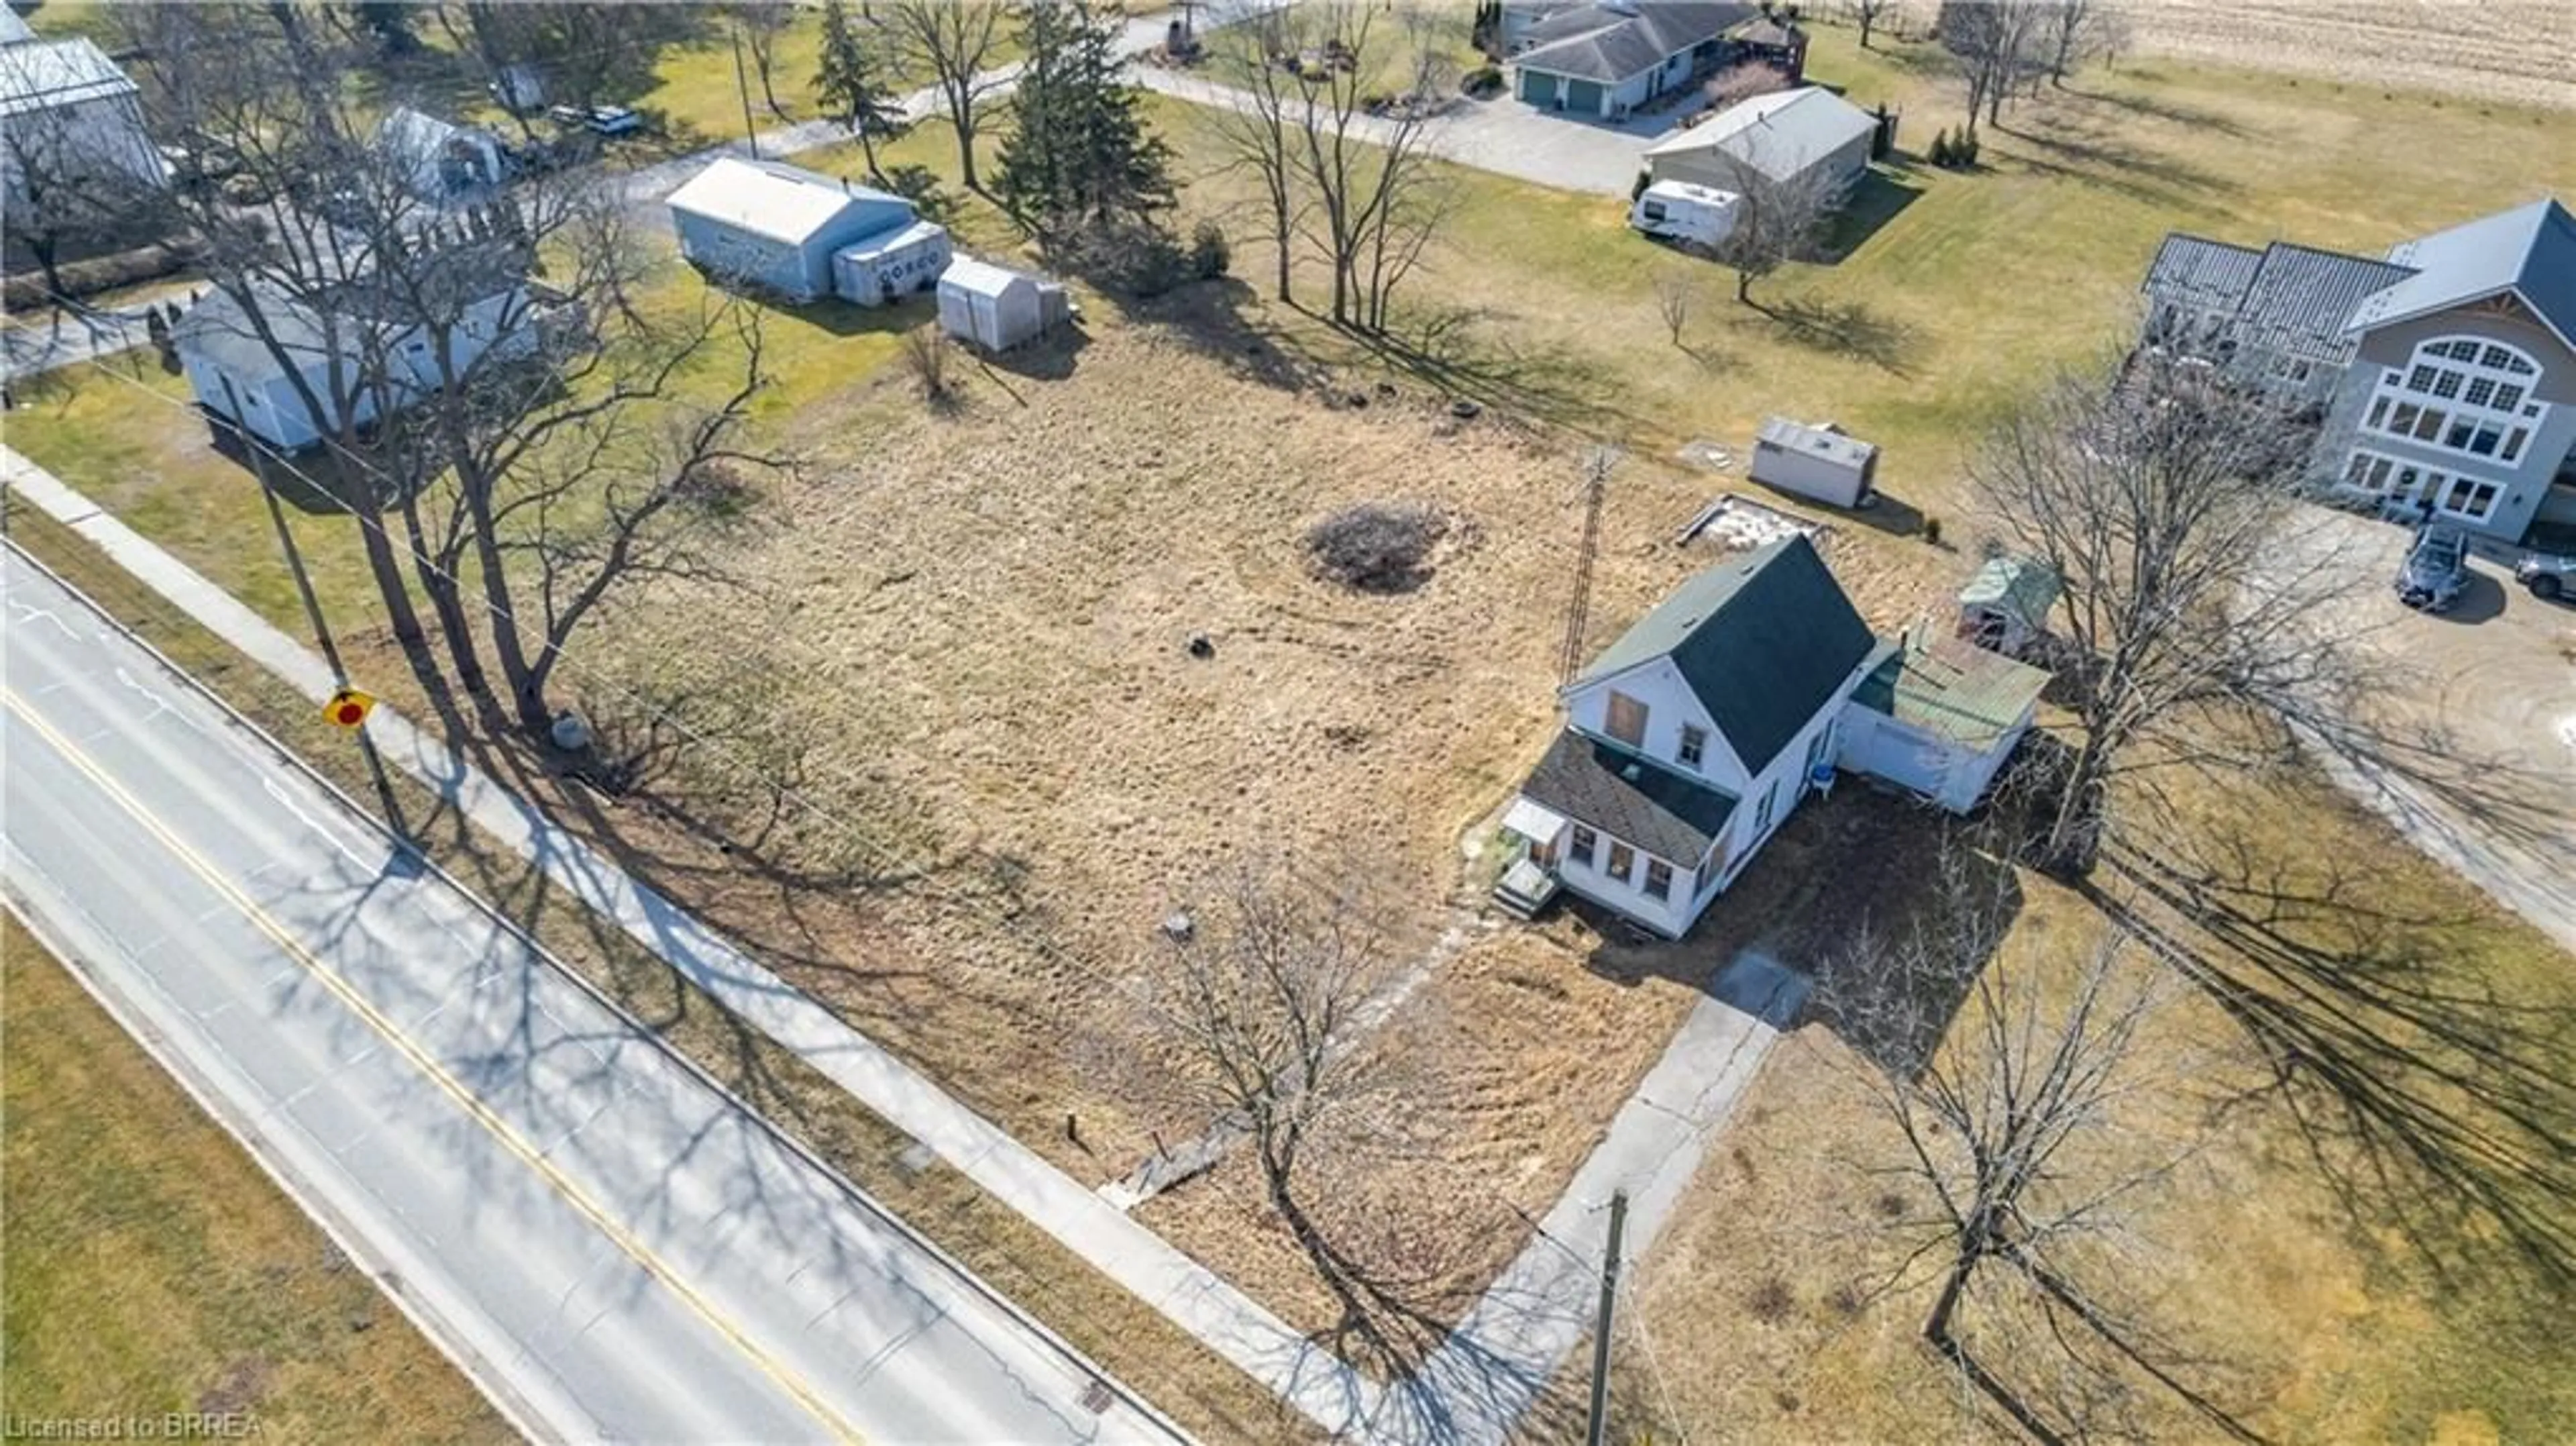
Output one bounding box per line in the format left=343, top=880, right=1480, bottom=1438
left=665, top=157, right=950, bottom=306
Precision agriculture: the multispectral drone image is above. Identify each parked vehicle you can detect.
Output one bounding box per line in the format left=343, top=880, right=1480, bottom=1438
left=2396, top=525, right=2470, bottom=611
left=547, top=103, right=588, bottom=127
left=584, top=105, right=643, bottom=136
left=2516, top=552, right=2575, bottom=601
left=1629, top=179, right=1739, bottom=249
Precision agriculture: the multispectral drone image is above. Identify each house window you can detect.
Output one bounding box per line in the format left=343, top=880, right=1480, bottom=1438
left=1803, top=725, right=1833, bottom=779
left=1753, top=781, right=1778, bottom=835
left=1606, top=841, right=1635, bottom=883
left=1644, top=860, right=1673, bottom=900
left=2366, top=335, right=2550, bottom=464
left=1605, top=691, right=1649, bottom=748
left=1568, top=825, right=1599, bottom=869
left=1678, top=724, right=1707, bottom=770
left=2440, top=475, right=2502, bottom=522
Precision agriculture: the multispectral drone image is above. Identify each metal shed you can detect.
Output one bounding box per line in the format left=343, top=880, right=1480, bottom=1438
left=1748, top=416, right=1878, bottom=509
left=666, top=158, right=918, bottom=303
left=1955, top=554, right=2061, bottom=657
left=831, top=219, right=953, bottom=307
left=936, top=258, right=1069, bottom=352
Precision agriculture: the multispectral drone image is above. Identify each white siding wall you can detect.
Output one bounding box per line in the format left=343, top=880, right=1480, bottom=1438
left=1711, top=706, right=1841, bottom=889
left=1562, top=659, right=1750, bottom=793
left=1552, top=828, right=1701, bottom=938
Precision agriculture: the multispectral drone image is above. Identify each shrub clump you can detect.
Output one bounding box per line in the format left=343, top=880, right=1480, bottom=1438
left=1305, top=502, right=1452, bottom=595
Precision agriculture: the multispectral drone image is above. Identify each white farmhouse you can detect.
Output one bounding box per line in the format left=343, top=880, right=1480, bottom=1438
left=1496, top=535, right=2047, bottom=937
left=175, top=261, right=538, bottom=452
left=667, top=157, right=947, bottom=305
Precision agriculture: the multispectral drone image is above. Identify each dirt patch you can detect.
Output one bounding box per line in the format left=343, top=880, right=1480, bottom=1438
left=2122, top=0, right=2576, bottom=111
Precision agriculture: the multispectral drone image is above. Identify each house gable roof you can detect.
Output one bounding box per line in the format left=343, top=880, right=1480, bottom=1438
left=2141, top=233, right=2261, bottom=312
left=1568, top=533, right=1877, bottom=773
left=1515, top=1, right=1755, bottom=84
left=1642, top=85, right=1876, bottom=184
left=0, top=9, right=36, bottom=46
left=0, top=36, right=135, bottom=117
left=1519, top=729, right=1738, bottom=865
left=2345, top=197, right=2576, bottom=354
left=665, top=157, right=911, bottom=248
left=2143, top=231, right=2415, bottom=356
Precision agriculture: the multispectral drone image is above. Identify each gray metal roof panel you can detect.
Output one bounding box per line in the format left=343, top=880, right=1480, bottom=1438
left=2347, top=197, right=2576, bottom=351
left=2141, top=233, right=2261, bottom=312
left=2237, top=242, right=2414, bottom=352
left=0, top=36, right=135, bottom=117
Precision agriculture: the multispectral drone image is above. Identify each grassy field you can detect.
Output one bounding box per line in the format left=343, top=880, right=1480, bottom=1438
left=0, top=500, right=1316, bottom=1445
left=0, top=915, right=511, bottom=1443
left=9, top=11, right=2575, bottom=1428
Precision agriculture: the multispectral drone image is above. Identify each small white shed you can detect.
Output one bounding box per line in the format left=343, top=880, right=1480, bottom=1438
left=936, top=257, right=1069, bottom=352
left=1749, top=416, right=1879, bottom=509
left=832, top=218, right=953, bottom=307
left=1629, top=180, right=1739, bottom=248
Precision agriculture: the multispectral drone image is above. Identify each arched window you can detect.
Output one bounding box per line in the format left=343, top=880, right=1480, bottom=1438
left=2360, top=335, right=2546, bottom=464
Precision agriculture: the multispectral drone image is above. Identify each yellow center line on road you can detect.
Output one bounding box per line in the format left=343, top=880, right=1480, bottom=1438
left=4, top=688, right=865, bottom=1446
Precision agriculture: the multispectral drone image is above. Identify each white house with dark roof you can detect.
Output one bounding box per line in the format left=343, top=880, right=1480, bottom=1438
left=1509, top=0, right=1755, bottom=119
left=174, top=252, right=538, bottom=452
left=2141, top=197, right=2576, bottom=543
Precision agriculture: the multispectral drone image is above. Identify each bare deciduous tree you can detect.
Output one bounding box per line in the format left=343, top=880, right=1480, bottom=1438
left=2039, top=0, right=2118, bottom=85
left=878, top=0, right=1011, bottom=191
left=1707, top=145, right=1843, bottom=305
left=1704, top=58, right=1791, bottom=111
left=1970, top=355, right=2377, bottom=874
left=1653, top=269, right=1695, bottom=348
left=1938, top=0, right=2042, bottom=139
left=1207, top=2, right=1456, bottom=331
left=1846, top=0, right=1896, bottom=50
left=730, top=1, right=796, bottom=119
left=1123, top=861, right=1448, bottom=1363
left=1829, top=855, right=2255, bottom=1445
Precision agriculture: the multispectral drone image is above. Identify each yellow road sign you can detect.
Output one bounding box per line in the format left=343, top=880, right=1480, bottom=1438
left=323, top=687, right=375, bottom=729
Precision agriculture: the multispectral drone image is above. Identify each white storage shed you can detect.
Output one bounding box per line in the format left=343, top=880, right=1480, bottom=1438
left=832, top=218, right=953, bottom=307
left=1750, top=416, right=1879, bottom=509
left=936, top=258, right=1070, bottom=352
left=667, top=158, right=920, bottom=303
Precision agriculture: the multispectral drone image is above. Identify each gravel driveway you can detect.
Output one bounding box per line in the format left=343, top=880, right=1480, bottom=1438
left=2302, top=510, right=2576, bottom=953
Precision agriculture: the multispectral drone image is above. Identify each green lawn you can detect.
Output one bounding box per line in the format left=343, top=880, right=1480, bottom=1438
left=1, top=917, right=509, bottom=1442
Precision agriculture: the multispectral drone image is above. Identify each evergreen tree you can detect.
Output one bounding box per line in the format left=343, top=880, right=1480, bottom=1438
left=814, top=0, right=902, bottom=182
left=994, top=0, right=1175, bottom=242
left=1928, top=127, right=1953, bottom=167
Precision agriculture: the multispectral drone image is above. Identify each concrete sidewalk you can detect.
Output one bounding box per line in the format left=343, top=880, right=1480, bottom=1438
left=1, top=446, right=1381, bottom=1441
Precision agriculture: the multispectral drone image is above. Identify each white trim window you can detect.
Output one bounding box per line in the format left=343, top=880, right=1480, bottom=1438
left=1568, top=824, right=1599, bottom=870
left=2341, top=447, right=2506, bottom=524
left=1678, top=723, right=1707, bottom=770
left=2361, top=335, right=2544, bottom=464
left=1643, top=859, right=1672, bottom=900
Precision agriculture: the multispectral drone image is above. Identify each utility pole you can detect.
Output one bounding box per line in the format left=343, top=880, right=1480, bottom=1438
left=220, top=375, right=411, bottom=842
left=1585, top=1188, right=1629, bottom=1446
left=732, top=21, right=762, bottom=158
left=1560, top=447, right=1614, bottom=688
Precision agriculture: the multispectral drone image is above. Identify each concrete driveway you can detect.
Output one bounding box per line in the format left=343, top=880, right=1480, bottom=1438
left=2304, top=510, right=2576, bottom=953
left=1134, top=70, right=1669, bottom=197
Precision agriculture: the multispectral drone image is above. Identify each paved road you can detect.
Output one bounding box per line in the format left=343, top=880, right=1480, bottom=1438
left=1, top=550, right=1183, bottom=1446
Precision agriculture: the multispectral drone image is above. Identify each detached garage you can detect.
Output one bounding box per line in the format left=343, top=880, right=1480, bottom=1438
left=667, top=158, right=926, bottom=303
left=1836, top=628, right=2049, bottom=813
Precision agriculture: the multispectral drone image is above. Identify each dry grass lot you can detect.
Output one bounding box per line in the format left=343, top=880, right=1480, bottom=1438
left=7, top=6, right=2575, bottom=1424
left=0, top=917, right=511, bottom=1444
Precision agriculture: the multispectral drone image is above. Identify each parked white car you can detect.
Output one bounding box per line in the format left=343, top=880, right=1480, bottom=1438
left=2516, top=552, right=2575, bottom=601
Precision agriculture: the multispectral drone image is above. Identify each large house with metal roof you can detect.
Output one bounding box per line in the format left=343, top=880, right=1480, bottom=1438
left=2139, top=197, right=2576, bottom=544
left=1507, top=0, right=1756, bottom=119
left=1495, top=536, right=2044, bottom=937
